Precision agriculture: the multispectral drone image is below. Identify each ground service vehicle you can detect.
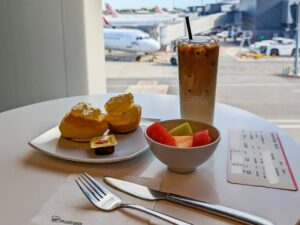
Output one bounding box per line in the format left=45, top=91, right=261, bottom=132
left=250, top=37, right=299, bottom=56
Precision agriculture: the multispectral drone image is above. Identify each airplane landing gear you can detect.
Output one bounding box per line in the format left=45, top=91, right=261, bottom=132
left=136, top=55, right=142, bottom=61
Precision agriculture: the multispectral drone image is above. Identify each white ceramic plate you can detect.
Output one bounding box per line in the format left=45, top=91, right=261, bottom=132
left=29, top=125, right=148, bottom=163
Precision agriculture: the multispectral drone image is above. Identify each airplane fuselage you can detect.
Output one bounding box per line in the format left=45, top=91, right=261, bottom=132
left=104, top=4, right=179, bottom=28
left=104, top=28, right=160, bottom=54
left=104, top=15, right=178, bottom=27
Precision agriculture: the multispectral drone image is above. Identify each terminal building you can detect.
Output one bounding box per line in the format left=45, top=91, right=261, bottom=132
left=149, top=1, right=240, bottom=49
left=240, top=0, right=299, bottom=40
left=184, top=0, right=300, bottom=42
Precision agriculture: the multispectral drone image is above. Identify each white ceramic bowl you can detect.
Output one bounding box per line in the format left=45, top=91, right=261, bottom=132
left=144, top=119, right=221, bottom=173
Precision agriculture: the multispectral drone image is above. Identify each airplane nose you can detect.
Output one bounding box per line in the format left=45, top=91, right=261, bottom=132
left=153, top=40, right=161, bottom=51
left=147, top=39, right=160, bottom=52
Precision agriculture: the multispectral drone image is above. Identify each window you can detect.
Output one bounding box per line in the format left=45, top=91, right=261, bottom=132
left=103, top=0, right=300, bottom=143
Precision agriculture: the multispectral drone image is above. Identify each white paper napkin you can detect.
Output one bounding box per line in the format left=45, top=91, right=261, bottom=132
left=28, top=175, right=162, bottom=225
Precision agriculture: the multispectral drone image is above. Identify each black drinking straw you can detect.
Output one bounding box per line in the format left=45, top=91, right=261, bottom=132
left=185, top=16, right=193, bottom=40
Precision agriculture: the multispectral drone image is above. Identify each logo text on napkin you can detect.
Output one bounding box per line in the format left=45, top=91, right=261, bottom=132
left=51, top=215, right=82, bottom=225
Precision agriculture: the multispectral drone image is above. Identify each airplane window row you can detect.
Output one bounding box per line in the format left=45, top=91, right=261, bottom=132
left=136, top=36, right=150, bottom=40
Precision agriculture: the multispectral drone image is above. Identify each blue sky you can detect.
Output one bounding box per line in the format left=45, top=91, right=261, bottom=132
left=102, top=0, right=218, bottom=10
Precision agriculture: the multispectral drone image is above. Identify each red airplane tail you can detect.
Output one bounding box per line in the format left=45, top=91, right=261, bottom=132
left=103, top=17, right=110, bottom=26
left=105, top=3, right=119, bottom=18
left=154, top=6, right=165, bottom=14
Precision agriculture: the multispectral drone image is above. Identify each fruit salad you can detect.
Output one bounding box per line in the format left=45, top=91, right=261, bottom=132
left=146, top=122, right=211, bottom=147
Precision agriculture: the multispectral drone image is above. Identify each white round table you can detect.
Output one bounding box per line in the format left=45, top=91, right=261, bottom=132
left=1, top=93, right=299, bottom=225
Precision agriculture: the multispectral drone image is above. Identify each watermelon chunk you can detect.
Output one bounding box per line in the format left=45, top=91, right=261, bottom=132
left=146, top=122, right=176, bottom=146
left=173, top=136, right=193, bottom=148
left=169, top=122, right=193, bottom=136
left=193, top=129, right=211, bottom=147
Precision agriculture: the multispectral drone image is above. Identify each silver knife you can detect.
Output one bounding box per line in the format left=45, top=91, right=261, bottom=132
left=104, top=176, right=274, bottom=225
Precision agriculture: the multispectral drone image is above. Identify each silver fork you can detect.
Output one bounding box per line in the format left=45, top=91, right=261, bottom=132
left=75, top=173, right=192, bottom=225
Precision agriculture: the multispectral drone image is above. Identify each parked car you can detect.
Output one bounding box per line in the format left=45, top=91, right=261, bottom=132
left=216, top=30, right=229, bottom=39
left=250, top=37, right=299, bottom=56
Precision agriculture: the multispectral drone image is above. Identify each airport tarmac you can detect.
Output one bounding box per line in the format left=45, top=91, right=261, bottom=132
left=105, top=44, right=300, bottom=143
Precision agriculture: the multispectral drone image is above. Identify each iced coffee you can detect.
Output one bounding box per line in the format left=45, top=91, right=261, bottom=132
left=177, top=36, right=219, bottom=125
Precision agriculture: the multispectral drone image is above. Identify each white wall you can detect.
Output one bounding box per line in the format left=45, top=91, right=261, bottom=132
left=0, top=0, right=106, bottom=112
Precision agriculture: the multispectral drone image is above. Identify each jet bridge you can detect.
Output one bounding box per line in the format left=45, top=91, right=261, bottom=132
left=158, top=13, right=229, bottom=46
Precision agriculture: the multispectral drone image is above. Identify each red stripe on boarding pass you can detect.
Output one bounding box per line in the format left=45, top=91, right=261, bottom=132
left=276, top=133, right=298, bottom=191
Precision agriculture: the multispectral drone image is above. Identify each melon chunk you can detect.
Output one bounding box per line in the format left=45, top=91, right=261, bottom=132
left=173, top=136, right=193, bottom=148
left=169, top=122, right=193, bottom=136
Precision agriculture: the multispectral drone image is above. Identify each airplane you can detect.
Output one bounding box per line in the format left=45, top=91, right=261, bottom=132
left=104, top=4, right=179, bottom=27
left=103, top=28, right=160, bottom=60
left=106, top=4, right=168, bottom=17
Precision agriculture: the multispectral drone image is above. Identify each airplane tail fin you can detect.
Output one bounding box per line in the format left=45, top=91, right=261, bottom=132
left=103, top=17, right=110, bottom=26
left=154, top=6, right=165, bottom=14
left=105, top=3, right=119, bottom=18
